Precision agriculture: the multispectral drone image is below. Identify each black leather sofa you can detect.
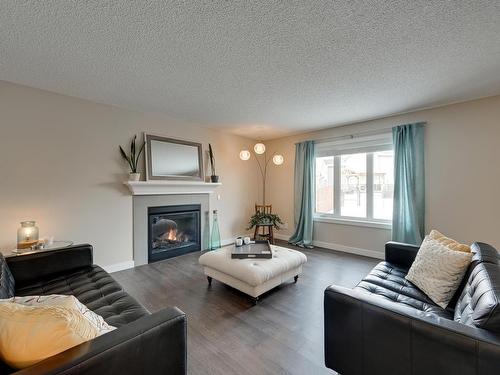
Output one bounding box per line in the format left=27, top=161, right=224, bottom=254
left=324, top=241, right=500, bottom=375
left=0, top=244, right=186, bottom=375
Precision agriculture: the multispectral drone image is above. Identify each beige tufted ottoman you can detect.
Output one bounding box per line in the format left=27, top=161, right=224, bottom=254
left=198, top=244, right=307, bottom=303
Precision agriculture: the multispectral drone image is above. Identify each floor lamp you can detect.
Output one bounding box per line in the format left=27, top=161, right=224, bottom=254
left=239, top=142, right=284, bottom=205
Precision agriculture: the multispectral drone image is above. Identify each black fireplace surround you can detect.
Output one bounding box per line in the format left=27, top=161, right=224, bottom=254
left=148, top=204, right=201, bottom=263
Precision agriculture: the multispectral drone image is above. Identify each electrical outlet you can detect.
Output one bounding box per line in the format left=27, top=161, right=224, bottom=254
left=217, top=194, right=221, bottom=200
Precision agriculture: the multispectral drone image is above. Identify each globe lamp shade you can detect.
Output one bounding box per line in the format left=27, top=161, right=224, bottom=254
left=239, top=150, right=251, bottom=160
left=272, top=154, right=284, bottom=165
left=253, top=143, right=266, bottom=154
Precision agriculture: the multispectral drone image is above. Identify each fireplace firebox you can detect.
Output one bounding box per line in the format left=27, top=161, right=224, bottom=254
left=148, top=204, right=201, bottom=263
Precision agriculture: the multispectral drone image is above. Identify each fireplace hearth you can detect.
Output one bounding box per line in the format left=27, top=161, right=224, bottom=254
left=148, top=204, right=201, bottom=263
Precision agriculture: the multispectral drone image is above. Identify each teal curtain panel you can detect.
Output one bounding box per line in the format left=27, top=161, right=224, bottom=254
left=289, top=140, right=315, bottom=248
left=392, top=122, right=426, bottom=245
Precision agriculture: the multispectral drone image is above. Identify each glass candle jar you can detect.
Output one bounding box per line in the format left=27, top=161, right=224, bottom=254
left=17, top=221, right=39, bottom=249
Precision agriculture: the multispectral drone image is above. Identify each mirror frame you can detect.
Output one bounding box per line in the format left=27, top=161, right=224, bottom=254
left=144, top=134, right=204, bottom=181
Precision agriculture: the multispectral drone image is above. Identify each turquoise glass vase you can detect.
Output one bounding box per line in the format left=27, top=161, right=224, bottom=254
left=210, top=209, right=221, bottom=250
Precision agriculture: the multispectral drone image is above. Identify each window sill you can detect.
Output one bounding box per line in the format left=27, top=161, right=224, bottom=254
left=313, top=216, right=392, bottom=230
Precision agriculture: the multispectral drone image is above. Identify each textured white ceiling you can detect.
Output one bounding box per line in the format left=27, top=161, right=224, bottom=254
left=1, top=1, right=500, bottom=139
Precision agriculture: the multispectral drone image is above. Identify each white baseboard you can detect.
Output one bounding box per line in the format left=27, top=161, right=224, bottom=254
left=202, top=235, right=252, bottom=250
left=221, top=238, right=236, bottom=247
left=274, top=233, right=384, bottom=260
left=220, top=233, right=253, bottom=247
left=102, top=260, right=135, bottom=273
left=274, top=233, right=290, bottom=241
left=203, top=238, right=236, bottom=250
left=312, top=240, right=384, bottom=259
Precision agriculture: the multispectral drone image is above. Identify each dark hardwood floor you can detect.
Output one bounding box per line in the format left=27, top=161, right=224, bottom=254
left=112, top=240, right=379, bottom=375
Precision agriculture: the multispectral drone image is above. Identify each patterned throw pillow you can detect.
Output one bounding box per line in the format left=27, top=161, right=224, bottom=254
left=406, top=236, right=473, bottom=309
left=2, top=295, right=115, bottom=335
left=428, top=229, right=471, bottom=253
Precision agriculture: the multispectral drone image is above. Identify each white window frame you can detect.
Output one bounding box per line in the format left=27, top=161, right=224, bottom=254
left=314, top=133, right=393, bottom=229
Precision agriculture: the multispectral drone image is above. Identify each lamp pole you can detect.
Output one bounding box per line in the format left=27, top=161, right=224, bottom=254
left=251, top=149, right=275, bottom=205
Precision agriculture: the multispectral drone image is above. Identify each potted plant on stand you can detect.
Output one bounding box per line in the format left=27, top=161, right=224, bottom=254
left=119, top=134, right=145, bottom=181
left=247, top=210, right=284, bottom=243
left=208, top=144, right=219, bottom=183
left=247, top=212, right=284, bottom=232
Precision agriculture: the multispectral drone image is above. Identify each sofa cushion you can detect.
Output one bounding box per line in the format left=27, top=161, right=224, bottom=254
left=405, top=237, right=473, bottom=309
left=362, top=262, right=433, bottom=302
left=0, top=302, right=100, bottom=369
left=355, top=261, right=452, bottom=319
left=454, top=262, right=500, bottom=332
left=0, top=253, right=15, bottom=299
left=7, top=295, right=116, bottom=335
left=15, top=265, right=148, bottom=327
left=356, top=281, right=452, bottom=318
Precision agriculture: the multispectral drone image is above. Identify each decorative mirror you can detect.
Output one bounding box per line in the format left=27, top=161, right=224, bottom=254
left=145, top=134, right=204, bottom=181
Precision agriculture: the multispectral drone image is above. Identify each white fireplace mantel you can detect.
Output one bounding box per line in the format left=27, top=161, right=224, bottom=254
left=124, top=180, right=222, bottom=196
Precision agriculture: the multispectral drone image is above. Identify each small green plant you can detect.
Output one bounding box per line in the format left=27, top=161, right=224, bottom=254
left=119, top=134, right=145, bottom=173
left=247, top=212, right=284, bottom=230
left=208, top=143, right=216, bottom=176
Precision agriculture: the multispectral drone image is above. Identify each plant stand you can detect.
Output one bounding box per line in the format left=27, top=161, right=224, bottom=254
left=253, top=224, right=274, bottom=244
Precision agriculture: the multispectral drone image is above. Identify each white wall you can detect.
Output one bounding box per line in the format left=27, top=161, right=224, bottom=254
left=2, top=81, right=499, bottom=264
left=0, top=81, right=259, bottom=268
left=267, top=96, right=500, bottom=255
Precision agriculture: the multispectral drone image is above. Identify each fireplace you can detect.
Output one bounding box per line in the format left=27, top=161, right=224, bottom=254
left=148, top=204, right=201, bottom=263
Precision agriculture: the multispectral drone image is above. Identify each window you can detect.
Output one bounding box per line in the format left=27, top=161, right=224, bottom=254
left=314, top=134, right=394, bottom=225
left=315, top=156, right=334, bottom=214
left=373, top=150, right=394, bottom=220
left=340, top=153, right=367, bottom=218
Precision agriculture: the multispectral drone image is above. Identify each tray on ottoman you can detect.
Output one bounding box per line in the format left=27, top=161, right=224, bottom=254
left=231, top=240, right=272, bottom=259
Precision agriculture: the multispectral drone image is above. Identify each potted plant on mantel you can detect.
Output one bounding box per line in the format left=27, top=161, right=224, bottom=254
left=119, top=134, right=145, bottom=181
left=208, top=143, right=219, bottom=183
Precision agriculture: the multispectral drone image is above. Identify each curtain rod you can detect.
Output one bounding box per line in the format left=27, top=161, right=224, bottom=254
left=295, top=126, right=393, bottom=145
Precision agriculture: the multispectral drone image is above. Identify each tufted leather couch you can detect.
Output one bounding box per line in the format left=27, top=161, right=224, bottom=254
left=324, top=241, right=500, bottom=375
left=0, top=244, right=186, bottom=375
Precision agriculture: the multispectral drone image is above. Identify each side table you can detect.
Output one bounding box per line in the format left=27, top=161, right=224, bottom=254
left=4, top=240, right=74, bottom=258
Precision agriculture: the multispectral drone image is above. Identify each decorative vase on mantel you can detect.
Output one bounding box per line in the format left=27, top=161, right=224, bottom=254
left=210, top=210, right=221, bottom=250
left=129, top=172, right=141, bottom=181
left=210, top=175, right=219, bottom=183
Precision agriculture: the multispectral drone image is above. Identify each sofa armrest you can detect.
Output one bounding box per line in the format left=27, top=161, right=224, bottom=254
left=384, top=241, right=420, bottom=269
left=324, top=285, right=500, bottom=375
left=6, top=244, right=93, bottom=287
left=15, top=307, right=187, bottom=375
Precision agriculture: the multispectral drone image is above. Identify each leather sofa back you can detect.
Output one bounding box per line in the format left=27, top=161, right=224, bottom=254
left=0, top=253, right=15, bottom=299
left=471, top=242, right=499, bottom=265
left=6, top=245, right=93, bottom=288
left=454, top=243, right=500, bottom=332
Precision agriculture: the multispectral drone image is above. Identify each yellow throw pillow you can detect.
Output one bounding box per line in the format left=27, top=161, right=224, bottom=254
left=429, top=229, right=471, bottom=253
left=6, top=295, right=116, bottom=335
left=0, top=302, right=100, bottom=369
